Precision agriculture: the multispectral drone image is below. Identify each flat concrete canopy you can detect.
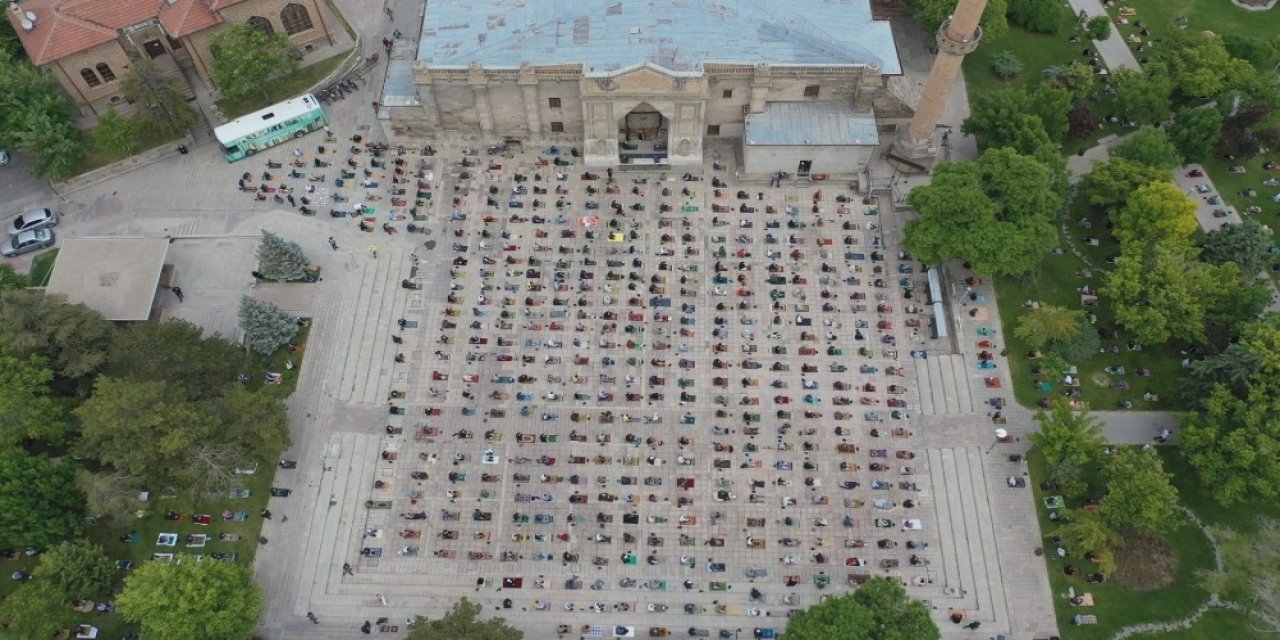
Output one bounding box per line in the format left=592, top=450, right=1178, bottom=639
left=45, top=237, right=169, bottom=321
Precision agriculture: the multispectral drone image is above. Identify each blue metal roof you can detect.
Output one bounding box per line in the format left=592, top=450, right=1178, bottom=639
left=417, top=0, right=901, bottom=75
left=745, top=101, right=879, bottom=146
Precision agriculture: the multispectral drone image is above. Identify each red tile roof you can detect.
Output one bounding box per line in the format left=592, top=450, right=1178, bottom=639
left=7, top=0, right=238, bottom=65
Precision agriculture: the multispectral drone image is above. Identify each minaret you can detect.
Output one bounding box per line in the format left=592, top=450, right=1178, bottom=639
left=893, top=0, right=989, bottom=162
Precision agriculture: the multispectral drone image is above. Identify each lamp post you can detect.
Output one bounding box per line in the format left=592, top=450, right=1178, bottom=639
left=986, top=428, right=1008, bottom=454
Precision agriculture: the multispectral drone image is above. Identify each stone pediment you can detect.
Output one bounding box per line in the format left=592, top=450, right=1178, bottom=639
left=612, top=65, right=678, bottom=92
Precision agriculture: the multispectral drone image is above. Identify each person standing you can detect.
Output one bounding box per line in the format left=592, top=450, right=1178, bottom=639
left=171, top=286, right=184, bottom=302
left=329, top=237, right=339, bottom=250
left=369, top=245, right=378, bottom=259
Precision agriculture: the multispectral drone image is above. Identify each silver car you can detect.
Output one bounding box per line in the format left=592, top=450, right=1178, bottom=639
left=8, top=208, right=58, bottom=235
left=1, top=229, right=56, bottom=257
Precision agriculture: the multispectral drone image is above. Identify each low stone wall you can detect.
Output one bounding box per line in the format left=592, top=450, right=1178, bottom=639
left=51, top=134, right=195, bottom=196
left=1231, top=0, right=1276, bottom=11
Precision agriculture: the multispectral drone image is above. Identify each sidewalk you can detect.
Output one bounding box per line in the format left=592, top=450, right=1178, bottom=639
left=1066, top=0, right=1140, bottom=70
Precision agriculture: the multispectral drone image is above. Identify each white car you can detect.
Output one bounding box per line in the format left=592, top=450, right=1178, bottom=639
left=0, top=149, right=9, bottom=166
left=1, top=229, right=55, bottom=257
left=7, top=208, right=58, bottom=235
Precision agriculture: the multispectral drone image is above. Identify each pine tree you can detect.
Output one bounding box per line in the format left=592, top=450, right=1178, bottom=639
left=255, top=230, right=309, bottom=281
left=237, top=296, right=297, bottom=354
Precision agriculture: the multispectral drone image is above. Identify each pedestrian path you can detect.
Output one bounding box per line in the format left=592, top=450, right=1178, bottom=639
left=1065, top=0, right=1140, bottom=70
left=914, top=354, right=975, bottom=415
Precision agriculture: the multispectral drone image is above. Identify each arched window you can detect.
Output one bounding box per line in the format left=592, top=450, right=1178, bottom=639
left=80, top=68, right=101, bottom=87
left=96, top=63, right=116, bottom=82
left=246, top=16, right=274, bottom=35
left=280, top=3, right=313, bottom=35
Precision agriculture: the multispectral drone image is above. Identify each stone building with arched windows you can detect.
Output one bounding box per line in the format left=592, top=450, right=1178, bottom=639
left=7, top=0, right=338, bottom=119
left=382, top=0, right=911, bottom=174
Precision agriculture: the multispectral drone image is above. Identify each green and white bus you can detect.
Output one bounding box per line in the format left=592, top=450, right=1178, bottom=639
left=214, top=94, right=328, bottom=162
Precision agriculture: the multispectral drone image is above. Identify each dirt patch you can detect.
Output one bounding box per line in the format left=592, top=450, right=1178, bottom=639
left=1115, top=529, right=1176, bottom=590
left=1090, top=373, right=1110, bottom=387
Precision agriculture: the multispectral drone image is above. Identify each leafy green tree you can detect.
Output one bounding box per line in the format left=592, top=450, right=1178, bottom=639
left=1112, top=181, right=1198, bottom=245
left=1200, top=220, right=1272, bottom=277
left=0, top=582, right=77, bottom=639
left=0, top=57, right=84, bottom=179
left=0, top=448, right=85, bottom=548
left=1203, top=277, right=1271, bottom=354
left=1217, top=103, right=1275, bottom=159
left=0, top=11, right=20, bottom=60
left=118, top=557, right=262, bottom=640
left=1056, top=508, right=1122, bottom=575
left=1015, top=305, right=1084, bottom=350
left=0, top=351, right=71, bottom=446
left=1222, top=35, right=1274, bottom=69
left=1104, top=240, right=1233, bottom=345
left=1110, top=68, right=1173, bottom=126
left=209, top=24, right=298, bottom=101
left=1182, top=384, right=1280, bottom=506
left=104, top=319, right=244, bottom=401
left=1054, top=63, right=1096, bottom=102
left=963, top=85, right=1070, bottom=146
left=912, top=0, right=1008, bottom=41
left=1189, top=314, right=1280, bottom=398
left=34, top=540, right=116, bottom=602
left=1109, top=125, right=1183, bottom=170
left=1084, top=15, right=1111, bottom=41
left=90, top=107, right=138, bottom=155
left=121, top=58, right=198, bottom=137
left=990, top=50, right=1023, bottom=80
left=180, top=385, right=290, bottom=495
left=238, top=296, right=298, bottom=355
left=1166, top=107, right=1224, bottom=163
left=1008, top=0, right=1068, bottom=33
left=1101, top=446, right=1180, bottom=532
left=1147, top=29, right=1255, bottom=99
left=904, top=148, right=1061, bottom=276
left=407, top=597, right=523, bottom=640
left=1028, top=398, right=1104, bottom=482
left=1078, top=157, right=1170, bottom=210
left=0, top=264, right=29, bottom=291
left=784, top=576, right=939, bottom=640
left=1049, top=319, right=1101, bottom=363
left=0, top=290, right=115, bottom=379
left=76, top=468, right=145, bottom=528
left=76, top=377, right=218, bottom=482
left=256, top=230, right=310, bottom=281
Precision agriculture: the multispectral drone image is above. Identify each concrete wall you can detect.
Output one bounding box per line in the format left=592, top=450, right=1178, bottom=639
left=51, top=43, right=133, bottom=117
left=744, top=144, right=873, bottom=176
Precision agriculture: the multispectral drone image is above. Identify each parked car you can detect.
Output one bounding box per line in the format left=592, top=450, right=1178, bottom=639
left=0, top=149, right=9, bottom=166
left=7, top=208, right=58, bottom=234
left=1, top=229, right=55, bottom=257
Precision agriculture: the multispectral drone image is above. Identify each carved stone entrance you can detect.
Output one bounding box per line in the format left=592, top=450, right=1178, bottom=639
left=581, top=63, right=705, bottom=168
left=618, top=102, right=669, bottom=165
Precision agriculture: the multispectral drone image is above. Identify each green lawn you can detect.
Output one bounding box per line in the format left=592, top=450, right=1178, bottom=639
left=67, top=125, right=184, bottom=178
left=29, top=248, right=58, bottom=286
left=1127, top=608, right=1261, bottom=640
left=1028, top=449, right=1218, bottom=639
left=1109, top=0, right=1280, bottom=63
left=218, top=51, right=349, bottom=119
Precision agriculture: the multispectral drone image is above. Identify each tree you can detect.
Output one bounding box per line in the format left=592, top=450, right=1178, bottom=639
left=118, top=557, right=262, bottom=640
left=180, top=385, right=290, bottom=495
left=407, top=597, right=523, bottom=640
left=1015, top=305, right=1084, bottom=350
left=77, top=468, right=146, bottom=527
left=963, top=85, right=1070, bottom=146
left=1111, top=68, right=1173, bottom=126
left=783, top=576, right=939, bottom=640
left=1067, top=102, right=1101, bottom=139
left=0, top=448, right=85, bottom=548
left=0, top=290, right=115, bottom=379
left=1008, top=0, right=1068, bottom=33
left=76, top=377, right=218, bottom=482
left=1100, top=446, right=1180, bottom=532
left=0, top=57, right=84, bottom=179
left=1167, top=107, right=1224, bottom=163
left=1182, top=384, right=1280, bottom=506
left=209, top=24, right=298, bottom=101
left=1147, top=29, right=1254, bottom=99
left=1056, top=509, right=1122, bottom=575
left=1078, top=157, right=1170, bottom=210
left=1222, top=35, right=1274, bottom=69
left=1112, top=181, right=1198, bottom=245
left=1109, top=125, right=1183, bottom=170
left=1028, top=398, right=1104, bottom=482
left=0, top=264, right=29, bottom=291
left=1203, top=517, right=1280, bottom=634
left=91, top=107, right=138, bottom=155
left=34, top=540, right=116, bottom=602
left=239, top=296, right=298, bottom=354
left=1189, top=314, right=1280, bottom=399
left=0, top=582, right=77, bottom=639
left=104, top=319, right=244, bottom=400
left=904, top=148, right=1061, bottom=276
left=1084, top=15, right=1111, bottom=41
left=121, top=58, right=198, bottom=137
left=1203, top=276, right=1271, bottom=354
left=0, top=351, right=71, bottom=446
left=1201, top=219, right=1273, bottom=277
left=990, top=50, right=1023, bottom=80
left=1104, top=240, right=1233, bottom=345
left=912, top=0, right=1008, bottom=42
left=1218, top=103, right=1276, bottom=158
left=256, top=230, right=310, bottom=281
left=1049, top=319, right=1101, bottom=363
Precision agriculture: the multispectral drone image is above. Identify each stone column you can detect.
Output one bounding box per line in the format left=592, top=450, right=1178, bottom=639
left=896, top=0, right=987, bottom=160
left=518, top=62, right=542, bottom=138
left=468, top=62, right=494, bottom=135
left=748, top=63, right=772, bottom=114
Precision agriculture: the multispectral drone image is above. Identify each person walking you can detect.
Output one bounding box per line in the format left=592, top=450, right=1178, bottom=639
left=342, top=562, right=355, bottom=576
left=171, top=286, right=184, bottom=302
left=306, top=612, right=319, bottom=624
left=329, top=236, right=339, bottom=250
left=287, top=194, right=297, bottom=207
left=369, top=245, right=378, bottom=259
